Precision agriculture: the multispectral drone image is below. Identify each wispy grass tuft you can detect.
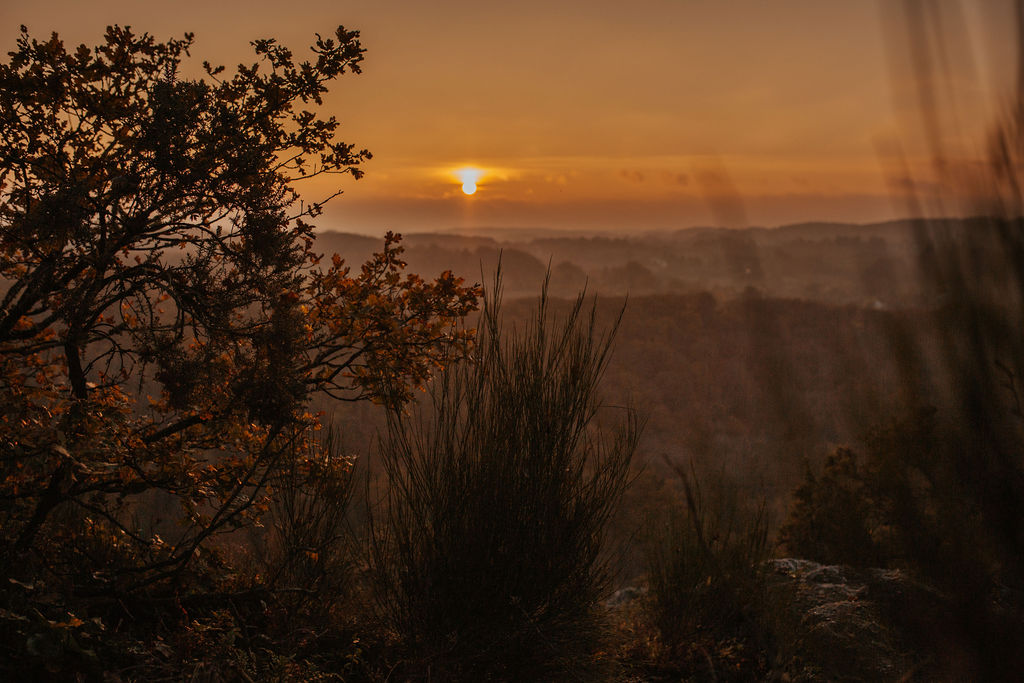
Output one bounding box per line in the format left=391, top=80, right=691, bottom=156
left=643, top=459, right=770, bottom=659
left=371, top=276, right=640, bottom=680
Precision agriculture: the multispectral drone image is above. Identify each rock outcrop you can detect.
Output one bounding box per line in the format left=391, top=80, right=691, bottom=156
left=763, top=558, right=936, bottom=682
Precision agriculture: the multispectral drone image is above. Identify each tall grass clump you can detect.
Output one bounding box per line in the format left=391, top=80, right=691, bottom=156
left=371, top=281, right=640, bottom=680
left=643, top=460, right=770, bottom=665
left=259, top=425, right=357, bottom=623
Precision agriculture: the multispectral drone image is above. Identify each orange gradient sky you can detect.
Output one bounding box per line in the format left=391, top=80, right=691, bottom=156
left=3, top=0, right=1017, bottom=234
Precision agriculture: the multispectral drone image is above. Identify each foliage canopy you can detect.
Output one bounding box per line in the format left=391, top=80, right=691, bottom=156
left=0, top=25, right=478, bottom=590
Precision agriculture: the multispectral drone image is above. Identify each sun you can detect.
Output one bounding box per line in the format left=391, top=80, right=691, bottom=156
left=455, top=167, right=483, bottom=196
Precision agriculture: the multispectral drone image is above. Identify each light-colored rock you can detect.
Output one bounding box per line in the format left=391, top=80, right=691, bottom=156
left=606, top=585, right=648, bottom=609
left=763, top=558, right=919, bottom=682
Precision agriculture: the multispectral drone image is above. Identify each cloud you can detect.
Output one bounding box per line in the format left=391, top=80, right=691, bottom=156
left=620, top=169, right=646, bottom=183
left=661, top=171, right=690, bottom=187
left=621, top=169, right=690, bottom=187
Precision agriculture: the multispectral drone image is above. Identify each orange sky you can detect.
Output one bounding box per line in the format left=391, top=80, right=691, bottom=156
left=3, top=0, right=1017, bottom=234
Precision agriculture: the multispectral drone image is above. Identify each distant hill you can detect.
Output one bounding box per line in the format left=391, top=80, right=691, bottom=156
left=316, top=218, right=932, bottom=305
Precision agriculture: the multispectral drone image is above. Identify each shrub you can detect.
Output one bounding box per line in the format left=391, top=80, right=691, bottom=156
left=777, top=447, right=886, bottom=567
left=778, top=409, right=1024, bottom=679
left=371, top=282, right=640, bottom=680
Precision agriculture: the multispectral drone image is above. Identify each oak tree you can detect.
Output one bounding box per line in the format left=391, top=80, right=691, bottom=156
left=0, top=25, right=478, bottom=590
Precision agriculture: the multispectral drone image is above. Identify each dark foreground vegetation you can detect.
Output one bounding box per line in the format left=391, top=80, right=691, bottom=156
left=5, top=10, right=1024, bottom=682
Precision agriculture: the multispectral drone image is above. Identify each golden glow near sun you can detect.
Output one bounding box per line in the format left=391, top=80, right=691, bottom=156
left=456, top=167, right=482, bottom=195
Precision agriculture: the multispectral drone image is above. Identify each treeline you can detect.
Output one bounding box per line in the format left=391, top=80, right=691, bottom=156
left=317, top=219, right=924, bottom=304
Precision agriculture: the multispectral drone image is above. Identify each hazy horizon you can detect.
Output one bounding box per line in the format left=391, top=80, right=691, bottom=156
left=5, top=0, right=1018, bottom=236
left=315, top=212, right=982, bottom=241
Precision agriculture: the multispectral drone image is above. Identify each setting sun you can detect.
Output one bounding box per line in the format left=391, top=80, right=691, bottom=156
left=456, top=167, right=482, bottom=196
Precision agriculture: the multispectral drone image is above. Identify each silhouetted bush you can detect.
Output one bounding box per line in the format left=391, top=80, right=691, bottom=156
left=371, top=282, right=640, bottom=680
left=779, top=406, right=1024, bottom=679
left=777, top=447, right=886, bottom=567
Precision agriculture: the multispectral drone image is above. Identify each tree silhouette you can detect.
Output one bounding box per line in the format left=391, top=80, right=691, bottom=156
left=0, top=25, right=478, bottom=590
